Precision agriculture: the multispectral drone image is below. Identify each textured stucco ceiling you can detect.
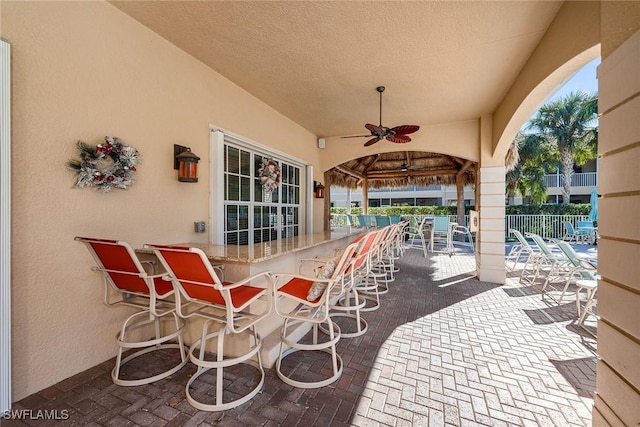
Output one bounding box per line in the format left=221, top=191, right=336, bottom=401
left=111, top=1, right=563, bottom=138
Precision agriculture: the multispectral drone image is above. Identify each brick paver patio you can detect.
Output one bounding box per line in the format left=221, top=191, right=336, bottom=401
left=3, top=245, right=596, bottom=426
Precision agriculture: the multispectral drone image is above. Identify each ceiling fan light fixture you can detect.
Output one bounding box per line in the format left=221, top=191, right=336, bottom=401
left=340, top=86, right=420, bottom=147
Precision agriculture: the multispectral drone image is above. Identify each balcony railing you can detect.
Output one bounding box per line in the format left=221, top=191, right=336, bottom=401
left=544, top=172, right=597, bottom=188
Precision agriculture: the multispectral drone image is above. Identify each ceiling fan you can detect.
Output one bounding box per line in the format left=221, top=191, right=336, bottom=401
left=342, top=86, right=420, bottom=147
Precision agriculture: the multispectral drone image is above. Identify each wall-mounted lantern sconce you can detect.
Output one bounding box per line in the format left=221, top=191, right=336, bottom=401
left=174, top=144, right=200, bottom=182
left=314, top=181, right=325, bottom=198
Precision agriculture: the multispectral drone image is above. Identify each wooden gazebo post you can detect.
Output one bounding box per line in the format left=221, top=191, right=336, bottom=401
left=361, top=179, right=368, bottom=214
left=456, top=160, right=474, bottom=227
left=323, top=170, right=331, bottom=231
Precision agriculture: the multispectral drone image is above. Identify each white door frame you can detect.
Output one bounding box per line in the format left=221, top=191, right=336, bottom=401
left=0, top=39, right=12, bottom=413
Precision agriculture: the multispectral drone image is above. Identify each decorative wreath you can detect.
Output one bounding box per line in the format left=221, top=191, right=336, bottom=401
left=259, top=158, right=281, bottom=193
left=67, top=136, right=140, bottom=192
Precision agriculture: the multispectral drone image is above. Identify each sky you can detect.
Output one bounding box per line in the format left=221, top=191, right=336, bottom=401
left=546, top=57, right=600, bottom=103
left=523, top=57, right=599, bottom=125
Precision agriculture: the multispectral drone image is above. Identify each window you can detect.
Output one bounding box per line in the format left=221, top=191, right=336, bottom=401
left=223, top=144, right=301, bottom=245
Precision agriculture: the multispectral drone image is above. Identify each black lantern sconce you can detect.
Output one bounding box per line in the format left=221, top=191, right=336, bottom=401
left=174, top=144, right=200, bottom=183
left=314, top=181, right=325, bottom=198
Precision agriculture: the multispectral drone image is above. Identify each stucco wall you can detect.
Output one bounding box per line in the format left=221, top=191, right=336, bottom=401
left=1, top=1, right=320, bottom=400
left=592, top=2, right=640, bottom=424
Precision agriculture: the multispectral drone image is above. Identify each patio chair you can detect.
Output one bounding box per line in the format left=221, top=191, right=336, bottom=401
left=450, top=222, right=474, bottom=253
left=145, top=244, right=272, bottom=411
left=523, top=233, right=567, bottom=289
left=548, top=240, right=600, bottom=305
left=327, top=230, right=381, bottom=338
left=355, top=227, right=390, bottom=311
left=506, top=229, right=539, bottom=272
left=75, top=237, right=187, bottom=387
left=357, top=214, right=374, bottom=228
left=429, top=216, right=454, bottom=254
left=575, top=279, right=598, bottom=328
left=405, top=216, right=429, bottom=257
left=389, top=215, right=402, bottom=224
left=562, top=221, right=591, bottom=243
left=368, top=225, right=398, bottom=294
left=576, top=220, right=597, bottom=244
left=271, top=239, right=361, bottom=388
left=374, top=215, right=391, bottom=228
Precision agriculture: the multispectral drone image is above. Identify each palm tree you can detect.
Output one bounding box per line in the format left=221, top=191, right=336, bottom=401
left=506, top=133, right=556, bottom=204
left=526, top=91, right=598, bottom=204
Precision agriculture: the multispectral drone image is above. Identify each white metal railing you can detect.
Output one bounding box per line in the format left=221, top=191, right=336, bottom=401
left=544, top=172, right=597, bottom=188
left=330, top=213, right=591, bottom=241
left=505, top=215, right=590, bottom=240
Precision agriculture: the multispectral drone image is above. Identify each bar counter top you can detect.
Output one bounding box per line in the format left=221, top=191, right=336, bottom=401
left=138, top=227, right=365, bottom=264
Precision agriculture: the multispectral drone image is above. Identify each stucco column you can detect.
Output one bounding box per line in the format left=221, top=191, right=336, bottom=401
left=477, top=166, right=506, bottom=284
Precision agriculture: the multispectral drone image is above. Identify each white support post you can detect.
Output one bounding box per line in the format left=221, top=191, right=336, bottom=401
left=477, top=166, right=506, bottom=284
left=0, top=39, right=12, bottom=414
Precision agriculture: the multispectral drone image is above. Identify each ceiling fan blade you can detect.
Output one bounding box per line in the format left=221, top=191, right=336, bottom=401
left=391, top=125, right=420, bottom=135
left=341, top=134, right=371, bottom=138
left=387, top=134, right=412, bottom=144
left=365, top=123, right=384, bottom=135
left=364, top=137, right=381, bottom=147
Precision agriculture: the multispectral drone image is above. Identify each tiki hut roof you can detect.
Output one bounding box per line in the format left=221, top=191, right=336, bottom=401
left=328, top=151, right=477, bottom=190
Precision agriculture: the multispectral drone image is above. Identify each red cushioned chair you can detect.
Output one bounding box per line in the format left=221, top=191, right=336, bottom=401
left=75, top=237, right=187, bottom=387
left=145, top=244, right=272, bottom=411
left=271, top=239, right=360, bottom=388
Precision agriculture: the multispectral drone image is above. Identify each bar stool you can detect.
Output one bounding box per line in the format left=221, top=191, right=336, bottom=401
left=75, top=237, right=187, bottom=387
left=328, top=230, right=381, bottom=338
left=356, top=227, right=388, bottom=311
left=146, top=244, right=272, bottom=411
left=272, top=240, right=360, bottom=388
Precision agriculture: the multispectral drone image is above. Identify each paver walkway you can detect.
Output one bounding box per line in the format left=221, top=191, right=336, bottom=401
left=4, top=246, right=596, bottom=426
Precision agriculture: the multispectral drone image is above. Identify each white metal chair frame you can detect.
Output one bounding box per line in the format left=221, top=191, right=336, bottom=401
left=327, top=231, right=382, bottom=338
left=575, top=280, right=598, bottom=328
left=405, top=216, right=429, bottom=257
left=75, top=237, right=187, bottom=387
left=357, top=227, right=389, bottom=311
left=547, top=239, right=600, bottom=305
left=272, top=240, right=360, bottom=388
left=429, top=216, right=455, bottom=255
left=146, top=244, right=272, bottom=412
left=506, top=229, right=540, bottom=273
left=521, top=233, right=566, bottom=288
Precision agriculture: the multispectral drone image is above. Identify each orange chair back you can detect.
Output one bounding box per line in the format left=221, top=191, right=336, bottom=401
left=77, top=237, right=150, bottom=294
left=150, top=245, right=227, bottom=306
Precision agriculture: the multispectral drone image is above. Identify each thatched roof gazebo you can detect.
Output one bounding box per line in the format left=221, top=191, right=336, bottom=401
left=322, top=151, right=479, bottom=229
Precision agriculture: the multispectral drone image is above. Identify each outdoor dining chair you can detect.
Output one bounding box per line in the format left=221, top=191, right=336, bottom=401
left=430, top=216, right=454, bottom=254
left=75, top=237, right=187, bottom=387
left=145, top=244, right=272, bottom=411
left=562, top=221, right=592, bottom=243
left=271, top=239, right=361, bottom=388
left=374, top=215, right=391, bottom=228
left=576, top=220, right=597, bottom=244
left=405, top=216, right=429, bottom=257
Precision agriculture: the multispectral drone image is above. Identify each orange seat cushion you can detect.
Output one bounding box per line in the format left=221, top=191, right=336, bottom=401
left=278, top=277, right=319, bottom=302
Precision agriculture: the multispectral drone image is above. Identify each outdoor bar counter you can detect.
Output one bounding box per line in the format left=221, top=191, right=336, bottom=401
left=136, top=226, right=366, bottom=366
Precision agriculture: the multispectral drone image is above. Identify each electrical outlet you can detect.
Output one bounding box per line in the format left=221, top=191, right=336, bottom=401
left=194, top=221, right=206, bottom=233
